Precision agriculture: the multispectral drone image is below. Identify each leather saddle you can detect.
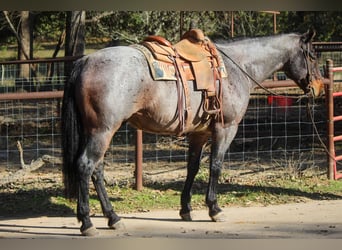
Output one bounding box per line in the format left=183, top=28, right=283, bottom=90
left=140, top=29, right=227, bottom=94
left=132, top=29, right=227, bottom=134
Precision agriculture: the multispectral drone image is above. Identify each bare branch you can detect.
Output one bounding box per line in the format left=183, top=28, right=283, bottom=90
left=85, top=11, right=116, bottom=23
left=16, top=140, right=29, bottom=169
left=2, top=11, right=30, bottom=61
left=0, top=141, right=62, bottom=186
left=47, top=29, right=66, bottom=79
left=3, top=11, right=20, bottom=43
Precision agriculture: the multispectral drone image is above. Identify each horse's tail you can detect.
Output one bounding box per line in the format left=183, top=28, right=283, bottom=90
left=61, top=59, right=84, bottom=199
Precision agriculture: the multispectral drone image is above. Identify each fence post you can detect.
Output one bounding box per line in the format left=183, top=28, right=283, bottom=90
left=135, top=129, right=143, bottom=191
left=326, top=59, right=335, bottom=180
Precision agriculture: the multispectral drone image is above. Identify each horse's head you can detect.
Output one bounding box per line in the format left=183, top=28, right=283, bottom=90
left=283, top=30, right=324, bottom=97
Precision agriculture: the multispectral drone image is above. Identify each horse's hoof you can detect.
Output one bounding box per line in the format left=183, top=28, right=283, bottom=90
left=180, top=212, right=193, bottom=221
left=109, top=219, right=126, bottom=230
left=210, top=212, right=226, bottom=222
left=81, top=226, right=99, bottom=237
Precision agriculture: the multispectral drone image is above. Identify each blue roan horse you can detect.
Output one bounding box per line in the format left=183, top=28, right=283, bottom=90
left=61, top=30, right=323, bottom=236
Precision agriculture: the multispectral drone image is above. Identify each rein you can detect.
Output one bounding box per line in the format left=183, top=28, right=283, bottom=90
left=216, top=47, right=308, bottom=100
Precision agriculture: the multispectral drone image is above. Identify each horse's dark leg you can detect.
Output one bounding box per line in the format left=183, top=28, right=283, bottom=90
left=76, top=132, right=115, bottom=236
left=91, top=162, right=123, bottom=229
left=180, top=132, right=210, bottom=221
left=77, top=150, right=98, bottom=236
left=207, top=123, right=238, bottom=222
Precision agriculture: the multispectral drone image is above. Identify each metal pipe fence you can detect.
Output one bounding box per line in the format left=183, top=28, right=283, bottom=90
left=0, top=50, right=339, bottom=182
left=325, top=59, right=342, bottom=180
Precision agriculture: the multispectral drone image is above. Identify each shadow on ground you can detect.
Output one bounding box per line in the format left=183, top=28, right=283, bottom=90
left=0, top=187, right=74, bottom=218
left=143, top=178, right=342, bottom=202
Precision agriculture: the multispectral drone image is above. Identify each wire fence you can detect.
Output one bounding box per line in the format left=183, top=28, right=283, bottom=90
left=0, top=99, right=61, bottom=166
left=133, top=89, right=327, bottom=172
left=0, top=91, right=327, bottom=174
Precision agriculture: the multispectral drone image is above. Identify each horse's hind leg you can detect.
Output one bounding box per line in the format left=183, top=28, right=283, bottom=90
left=180, top=132, right=210, bottom=221
left=77, top=130, right=119, bottom=236
left=91, top=161, right=123, bottom=229
left=77, top=148, right=98, bottom=236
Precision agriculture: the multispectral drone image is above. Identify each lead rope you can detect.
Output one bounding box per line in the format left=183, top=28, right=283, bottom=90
left=306, top=93, right=342, bottom=167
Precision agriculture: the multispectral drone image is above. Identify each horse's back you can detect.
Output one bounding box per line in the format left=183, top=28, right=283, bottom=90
left=80, top=46, right=149, bottom=76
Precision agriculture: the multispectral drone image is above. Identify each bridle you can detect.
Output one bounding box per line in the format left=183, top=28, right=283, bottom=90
left=300, top=42, right=321, bottom=95
left=300, top=43, right=340, bottom=166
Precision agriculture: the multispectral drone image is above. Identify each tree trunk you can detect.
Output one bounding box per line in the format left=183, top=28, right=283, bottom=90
left=17, top=11, right=33, bottom=90
left=64, top=11, right=86, bottom=80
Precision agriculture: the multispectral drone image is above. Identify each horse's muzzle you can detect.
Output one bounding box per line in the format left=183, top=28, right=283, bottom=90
left=308, top=79, right=324, bottom=98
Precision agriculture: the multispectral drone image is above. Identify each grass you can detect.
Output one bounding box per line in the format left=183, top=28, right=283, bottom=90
left=1, top=168, right=342, bottom=217
left=38, top=176, right=342, bottom=213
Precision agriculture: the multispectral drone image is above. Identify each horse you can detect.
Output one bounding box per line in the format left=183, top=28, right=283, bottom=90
left=61, top=29, right=323, bottom=236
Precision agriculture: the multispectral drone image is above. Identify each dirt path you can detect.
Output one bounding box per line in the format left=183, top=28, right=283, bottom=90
left=0, top=199, right=341, bottom=239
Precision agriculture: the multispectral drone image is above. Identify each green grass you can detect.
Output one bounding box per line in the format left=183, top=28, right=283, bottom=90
left=1, top=171, right=341, bottom=217
left=56, top=175, right=342, bottom=214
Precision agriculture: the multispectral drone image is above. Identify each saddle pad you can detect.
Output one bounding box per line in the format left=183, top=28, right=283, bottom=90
left=141, top=41, right=175, bottom=63
left=132, top=43, right=228, bottom=84
left=132, top=44, right=177, bottom=80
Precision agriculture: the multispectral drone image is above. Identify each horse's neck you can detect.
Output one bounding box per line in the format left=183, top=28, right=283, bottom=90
left=225, top=35, right=297, bottom=88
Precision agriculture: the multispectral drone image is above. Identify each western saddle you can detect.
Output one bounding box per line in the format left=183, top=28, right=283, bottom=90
left=132, top=29, right=227, bottom=134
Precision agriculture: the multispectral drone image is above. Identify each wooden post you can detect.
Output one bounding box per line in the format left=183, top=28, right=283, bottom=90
left=179, top=11, right=184, bottom=40
left=326, top=59, right=335, bottom=180
left=135, top=129, right=143, bottom=191
left=273, top=12, right=277, bottom=34
left=231, top=11, right=234, bottom=38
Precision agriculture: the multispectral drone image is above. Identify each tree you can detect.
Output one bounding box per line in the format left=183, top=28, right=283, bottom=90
left=64, top=11, right=86, bottom=80
left=3, top=11, right=35, bottom=89
left=18, top=11, right=33, bottom=80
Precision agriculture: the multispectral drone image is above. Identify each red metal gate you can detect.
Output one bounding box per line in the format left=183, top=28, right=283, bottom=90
left=325, top=59, right=342, bottom=180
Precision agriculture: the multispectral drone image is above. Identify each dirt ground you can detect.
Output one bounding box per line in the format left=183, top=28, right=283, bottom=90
left=0, top=199, right=342, bottom=239
left=1, top=158, right=342, bottom=239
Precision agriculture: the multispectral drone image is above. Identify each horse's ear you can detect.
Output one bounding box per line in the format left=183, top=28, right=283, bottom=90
left=301, top=29, right=316, bottom=43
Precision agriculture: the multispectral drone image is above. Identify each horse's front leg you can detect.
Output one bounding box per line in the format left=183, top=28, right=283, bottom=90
left=180, top=132, right=210, bottom=221
left=207, top=122, right=238, bottom=222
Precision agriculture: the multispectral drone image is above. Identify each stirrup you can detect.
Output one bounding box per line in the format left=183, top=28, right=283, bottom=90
left=203, top=93, right=221, bottom=115
left=204, top=108, right=221, bottom=115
